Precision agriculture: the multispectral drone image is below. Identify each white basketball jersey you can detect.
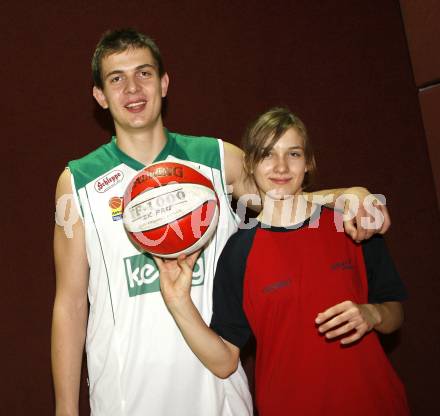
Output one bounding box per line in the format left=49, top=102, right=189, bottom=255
left=69, top=131, right=253, bottom=416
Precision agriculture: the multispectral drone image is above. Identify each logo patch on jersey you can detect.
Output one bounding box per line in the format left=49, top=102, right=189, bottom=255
left=109, top=196, right=123, bottom=221
left=330, top=259, right=354, bottom=271
left=124, top=252, right=205, bottom=297
left=94, top=170, right=124, bottom=193
left=263, top=278, right=292, bottom=294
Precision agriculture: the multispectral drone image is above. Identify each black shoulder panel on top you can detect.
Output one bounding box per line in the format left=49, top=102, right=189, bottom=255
left=362, top=235, right=408, bottom=303
left=210, top=226, right=258, bottom=348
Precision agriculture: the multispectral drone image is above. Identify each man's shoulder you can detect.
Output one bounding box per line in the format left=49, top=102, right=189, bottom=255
left=168, top=131, right=222, bottom=170
left=170, top=131, right=218, bottom=143
left=68, top=139, right=121, bottom=190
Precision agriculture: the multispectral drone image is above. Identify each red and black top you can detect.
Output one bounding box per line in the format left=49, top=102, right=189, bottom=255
left=210, top=207, right=409, bottom=416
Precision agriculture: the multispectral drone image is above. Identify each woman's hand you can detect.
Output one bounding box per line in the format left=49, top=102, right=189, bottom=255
left=315, top=300, right=382, bottom=345
left=153, top=251, right=201, bottom=308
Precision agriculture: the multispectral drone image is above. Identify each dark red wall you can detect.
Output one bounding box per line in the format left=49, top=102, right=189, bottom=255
left=399, top=0, right=440, bottom=87
left=418, top=87, right=440, bottom=209
left=400, top=0, right=440, bottom=209
left=1, top=1, right=439, bottom=414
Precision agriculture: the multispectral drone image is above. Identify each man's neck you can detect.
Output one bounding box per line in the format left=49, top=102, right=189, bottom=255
left=114, top=121, right=168, bottom=166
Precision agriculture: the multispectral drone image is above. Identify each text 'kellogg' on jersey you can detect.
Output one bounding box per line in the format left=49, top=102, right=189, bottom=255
left=123, top=252, right=205, bottom=297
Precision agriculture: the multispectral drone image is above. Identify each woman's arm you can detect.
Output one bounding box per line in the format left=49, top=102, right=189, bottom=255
left=315, top=300, right=404, bottom=345
left=154, top=253, right=240, bottom=378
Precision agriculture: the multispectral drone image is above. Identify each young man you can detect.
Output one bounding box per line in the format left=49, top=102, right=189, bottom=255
left=51, top=29, right=390, bottom=416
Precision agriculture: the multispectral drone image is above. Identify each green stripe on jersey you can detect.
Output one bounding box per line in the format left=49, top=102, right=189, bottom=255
left=68, top=130, right=221, bottom=191
left=68, top=141, right=123, bottom=191
left=163, top=131, right=221, bottom=171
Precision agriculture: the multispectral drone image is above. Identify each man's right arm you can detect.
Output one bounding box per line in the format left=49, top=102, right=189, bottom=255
left=51, top=169, right=89, bottom=416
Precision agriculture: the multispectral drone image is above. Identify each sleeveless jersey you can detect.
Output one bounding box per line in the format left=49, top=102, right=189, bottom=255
left=68, top=131, right=253, bottom=416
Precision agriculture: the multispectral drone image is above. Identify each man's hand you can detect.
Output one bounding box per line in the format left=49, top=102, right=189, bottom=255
left=154, top=251, right=200, bottom=308
left=340, top=187, right=390, bottom=242
left=315, top=300, right=382, bottom=345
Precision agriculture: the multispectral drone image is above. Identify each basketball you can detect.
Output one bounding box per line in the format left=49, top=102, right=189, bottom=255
left=122, top=161, right=220, bottom=258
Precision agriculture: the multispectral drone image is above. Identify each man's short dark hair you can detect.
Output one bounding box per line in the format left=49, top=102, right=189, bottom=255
left=92, top=28, right=165, bottom=89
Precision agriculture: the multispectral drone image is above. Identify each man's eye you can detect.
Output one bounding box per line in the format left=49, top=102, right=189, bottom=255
left=110, top=76, right=122, bottom=83
left=139, top=71, right=152, bottom=78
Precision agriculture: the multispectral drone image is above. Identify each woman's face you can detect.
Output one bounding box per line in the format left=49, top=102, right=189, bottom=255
left=254, top=127, right=307, bottom=201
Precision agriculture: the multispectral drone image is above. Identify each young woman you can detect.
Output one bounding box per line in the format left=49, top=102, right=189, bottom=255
left=155, top=108, right=410, bottom=415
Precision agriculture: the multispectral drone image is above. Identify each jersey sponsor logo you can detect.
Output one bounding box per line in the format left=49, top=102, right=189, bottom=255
left=263, top=278, right=292, bottom=294
left=330, top=259, right=354, bottom=271
left=108, top=196, right=123, bottom=221
left=94, top=170, right=124, bottom=193
left=123, top=252, right=205, bottom=297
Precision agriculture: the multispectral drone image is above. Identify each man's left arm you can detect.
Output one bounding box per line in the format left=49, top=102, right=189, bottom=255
left=304, top=187, right=390, bottom=242
left=223, top=141, right=391, bottom=241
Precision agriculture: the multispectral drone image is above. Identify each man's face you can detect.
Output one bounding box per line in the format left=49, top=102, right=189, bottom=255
left=93, top=47, right=169, bottom=134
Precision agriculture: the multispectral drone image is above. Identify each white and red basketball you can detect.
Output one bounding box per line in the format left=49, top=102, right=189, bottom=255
left=122, top=161, right=220, bottom=258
